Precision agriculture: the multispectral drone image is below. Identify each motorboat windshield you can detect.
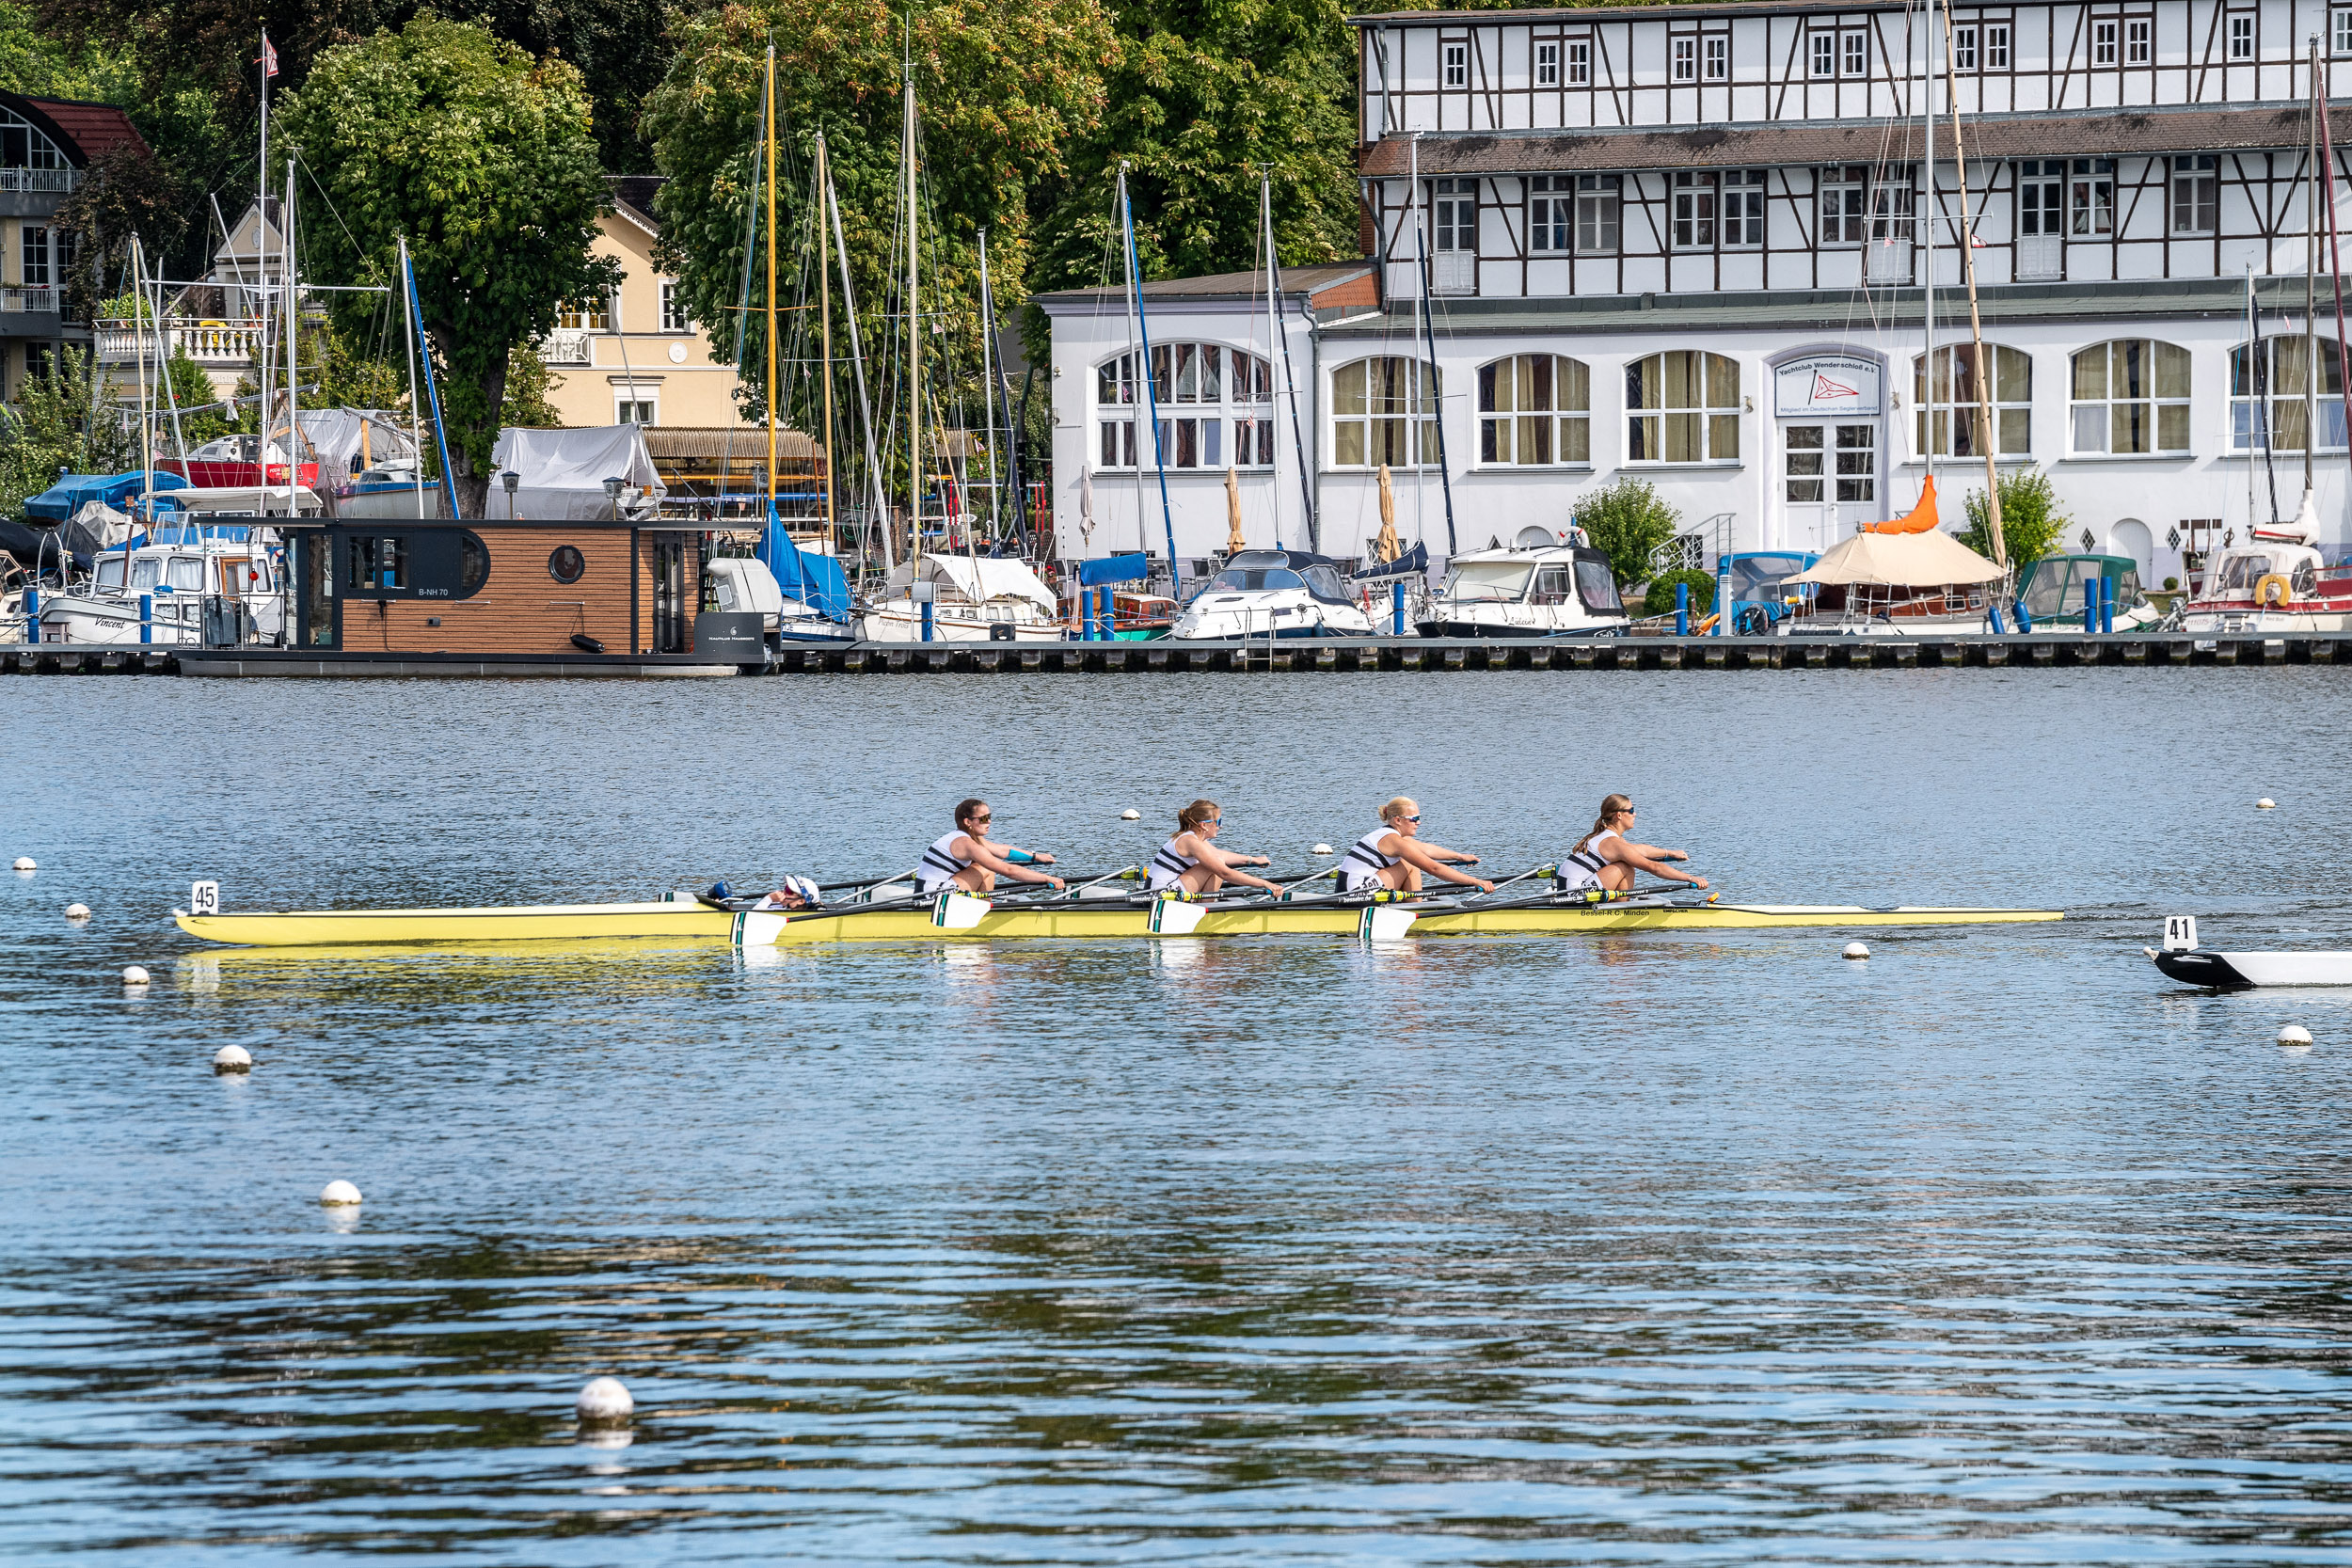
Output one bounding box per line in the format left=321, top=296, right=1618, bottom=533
left=1207, top=566, right=1303, bottom=594
left=1202, top=551, right=1355, bottom=606
left=2022, top=557, right=2145, bottom=621
left=1726, top=554, right=1809, bottom=601
left=2206, top=548, right=2317, bottom=596
left=1574, top=554, right=1622, bottom=613
left=1440, top=562, right=1534, bottom=602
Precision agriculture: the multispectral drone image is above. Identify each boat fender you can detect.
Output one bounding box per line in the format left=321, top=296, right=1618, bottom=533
left=2254, top=573, right=2293, bottom=607
left=571, top=633, right=607, bottom=654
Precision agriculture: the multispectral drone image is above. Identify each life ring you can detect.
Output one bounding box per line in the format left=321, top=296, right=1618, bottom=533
left=2253, top=572, right=2294, bottom=607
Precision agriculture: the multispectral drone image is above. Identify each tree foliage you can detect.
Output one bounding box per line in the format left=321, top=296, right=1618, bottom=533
left=1642, top=566, right=1716, bottom=617
left=0, top=349, right=140, bottom=522
left=644, top=0, right=1111, bottom=436
left=56, top=141, right=190, bottom=321
left=1574, top=475, right=1680, bottom=589
left=278, top=17, right=616, bottom=515
left=1960, top=466, right=2070, bottom=573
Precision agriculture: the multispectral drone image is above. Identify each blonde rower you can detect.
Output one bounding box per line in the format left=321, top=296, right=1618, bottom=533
left=1558, top=794, right=1707, bottom=894
left=1147, top=800, right=1280, bottom=896
left=1337, top=797, right=1495, bottom=895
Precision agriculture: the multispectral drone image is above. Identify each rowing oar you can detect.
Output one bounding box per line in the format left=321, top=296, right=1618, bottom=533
left=1460, top=882, right=1714, bottom=916
left=818, top=868, right=916, bottom=895
left=1457, top=863, right=1557, bottom=902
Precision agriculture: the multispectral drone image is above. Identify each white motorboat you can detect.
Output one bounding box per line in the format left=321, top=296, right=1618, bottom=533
left=855, top=554, right=1066, bottom=642
left=2180, top=506, right=2352, bottom=634
left=2148, top=917, right=2352, bottom=988
left=1416, top=527, right=1626, bottom=638
left=706, top=555, right=855, bottom=645
left=1168, top=548, right=1376, bottom=641
left=35, top=525, right=284, bottom=646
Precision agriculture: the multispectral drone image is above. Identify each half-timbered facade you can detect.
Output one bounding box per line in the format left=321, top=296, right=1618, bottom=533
left=1041, top=0, right=2352, bottom=580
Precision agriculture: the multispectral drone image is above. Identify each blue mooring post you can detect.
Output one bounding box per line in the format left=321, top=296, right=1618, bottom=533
left=1988, top=600, right=2007, bottom=635
left=1391, top=581, right=1405, bottom=636
left=22, top=586, right=35, bottom=642
left=139, top=593, right=153, bottom=645
left=2083, top=579, right=2097, bottom=634
left=1675, top=581, right=1690, bottom=636
left=1097, top=586, right=1112, bottom=640
left=2102, top=576, right=2116, bottom=634
left=920, top=598, right=935, bottom=641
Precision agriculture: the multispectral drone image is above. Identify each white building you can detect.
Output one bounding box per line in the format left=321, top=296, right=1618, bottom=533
left=1037, top=0, right=2352, bottom=584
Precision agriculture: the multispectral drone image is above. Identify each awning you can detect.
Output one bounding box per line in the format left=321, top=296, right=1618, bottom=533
left=1788, top=529, right=2004, bottom=588
left=485, top=425, right=666, bottom=521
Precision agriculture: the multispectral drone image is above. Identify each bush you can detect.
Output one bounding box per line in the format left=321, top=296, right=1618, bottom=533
left=1573, top=476, right=1680, bottom=588
left=1643, top=567, right=1717, bottom=617
left=1959, top=466, right=2070, bottom=571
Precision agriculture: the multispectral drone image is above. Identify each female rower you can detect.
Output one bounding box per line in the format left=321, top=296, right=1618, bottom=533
left=1337, top=797, right=1495, bottom=895
left=1558, top=794, right=1707, bottom=894
left=917, top=798, right=1065, bottom=895
left=1148, top=800, right=1280, bottom=896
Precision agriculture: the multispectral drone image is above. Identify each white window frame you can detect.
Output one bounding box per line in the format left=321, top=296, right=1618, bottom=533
left=1915, top=344, right=2033, bottom=458
left=2231, top=337, right=2347, bottom=452
left=1535, top=40, right=1559, bottom=86
left=1330, top=356, right=1440, bottom=470
left=1477, top=354, right=1592, bottom=467
left=1529, top=175, right=1570, bottom=251
left=1671, top=170, right=1717, bottom=249
left=1625, top=350, right=1741, bottom=466
left=1820, top=165, right=1868, bottom=246
left=2335, top=8, right=2352, bottom=55
left=1721, top=168, right=1767, bottom=249
left=1443, top=40, right=1468, bottom=87
left=1987, top=24, right=2011, bottom=68
left=2070, top=158, right=2116, bottom=238
left=658, top=278, right=688, bottom=333
left=2126, top=17, right=2152, bottom=63
left=1575, top=173, right=1622, bottom=254
left=614, top=393, right=658, bottom=426
left=2169, top=153, right=2217, bottom=235
left=1841, top=29, right=1867, bottom=76
left=20, top=224, right=49, bottom=289
left=2092, top=19, right=2117, bottom=65
left=1704, top=34, right=1729, bottom=80
left=2069, top=339, right=2192, bottom=456
left=1954, top=24, right=1979, bottom=70
left=2229, top=11, right=2254, bottom=59
left=1095, top=343, right=1275, bottom=473
left=1566, top=39, right=1591, bottom=85
left=1810, top=30, right=1836, bottom=77
left=1672, top=36, right=1696, bottom=82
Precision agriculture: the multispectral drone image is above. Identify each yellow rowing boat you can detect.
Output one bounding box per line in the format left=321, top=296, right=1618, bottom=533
left=173, top=893, right=2060, bottom=947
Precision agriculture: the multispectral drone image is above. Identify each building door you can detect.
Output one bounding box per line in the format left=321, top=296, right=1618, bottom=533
left=1429, top=178, right=1476, bottom=295
left=652, top=536, right=688, bottom=654
left=2017, top=160, right=2064, bottom=280
left=1780, top=420, right=1877, bottom=552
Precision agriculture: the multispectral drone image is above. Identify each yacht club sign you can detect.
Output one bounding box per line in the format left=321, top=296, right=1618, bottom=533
left=1773, top=356, right=1882, bottom=417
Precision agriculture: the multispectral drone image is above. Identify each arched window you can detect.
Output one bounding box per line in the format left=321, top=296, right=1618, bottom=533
left=2230, top=339, right=2346, bottom=452
left=1914, top=344, right=2031, bottom=456
left=2069, top=339, right=2190, bottom=455
left=1626, top=350, right=1740, bottom=464
left=0, top=107, right=71, bottom=190
left=1478, top=355, right=1591, bottom=465
left=1331, top=356, right=1439, bottom=467
left=1094, top=343, right=1276, bottom=470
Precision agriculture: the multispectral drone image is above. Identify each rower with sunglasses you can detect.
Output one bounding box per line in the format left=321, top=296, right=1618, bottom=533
left=1336, top=797, right=1495, bottom=895
left=1558, top=793, right=1706, bottom=895
left=1147, top=800, right=1280, bottom=896
left=916, top=798, right=1065, bottom=895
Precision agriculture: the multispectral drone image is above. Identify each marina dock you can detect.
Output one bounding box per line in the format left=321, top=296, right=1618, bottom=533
left=7, top=632, right=2352, bottom=677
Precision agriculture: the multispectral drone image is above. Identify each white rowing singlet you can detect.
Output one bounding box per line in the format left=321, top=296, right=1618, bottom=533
left=917, top=832, right=975, bottom=893
left=1147, top=836, right=1200, bottom=892
left=1339, top=828, right=1398, bottom=892
left=1560, top=828, right=1619, bottom=892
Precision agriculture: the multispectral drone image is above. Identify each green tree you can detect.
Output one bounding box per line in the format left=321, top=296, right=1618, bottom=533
left=1643, top=566, right=1716, bottom=618
left=156, top=347, right=241, bottom=443
left=1028, top=0, right=1359, bottom=318
left=0, top=348, right=140, bottom=519
left=500, top=346, right=563, bottom=429
left=645, top=0, right=1110, bottom=448
left=1960, top=466, right=2070, bottom=573
left=56, top=141, right=190, bottom=322
left=1573, top=475, right=1680, bottom=590
left=0, top=0, right=137, bottom=102
left=278, top=17, right=617, bottom=515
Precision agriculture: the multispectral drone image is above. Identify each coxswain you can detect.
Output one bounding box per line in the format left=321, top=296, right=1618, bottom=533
left=1558, top=794, right=1707, bottom=894
left=1336, top=797, right=1495, bottom=895
left=1147, top=800, right=1281, bottom=896
left=916, top=799, right=1064, bottom=895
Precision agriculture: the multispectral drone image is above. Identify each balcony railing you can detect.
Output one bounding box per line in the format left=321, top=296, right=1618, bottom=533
left=96, top=318, right=266, bottom=366
left=0, top=285, right=58, bottom=314
left=540, top=327, right=593, bottom=366
left=0, top=167, right=75, bottom=194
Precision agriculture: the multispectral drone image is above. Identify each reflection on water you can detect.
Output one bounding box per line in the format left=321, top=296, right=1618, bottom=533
left=3, top=672, right=2352, bottom=1562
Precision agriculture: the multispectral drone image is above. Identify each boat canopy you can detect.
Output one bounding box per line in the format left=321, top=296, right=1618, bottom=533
left=485, top=425, right=665, bottom=521
left=295, top=409, right=419, bottom=480
left=24, top=470, right=187, bottom=522
left=756, top=514, right=850, bottom=621
left=1076, top=553, right=1149, bottom=587
left=1788, top=529, right=2002, bottom=587
left=889, top=554, right=1058, bottom=613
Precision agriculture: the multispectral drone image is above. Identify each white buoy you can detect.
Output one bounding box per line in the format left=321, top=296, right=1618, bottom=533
left=2256, top=798, right=2277, bottom=809
left=1843, top=942, right=1870, bottom=959
left=121, top=965, right=151, bottom=986
left=2279, top=1023, right=2313, bottom=1047
left=64, top=903, right=90, bottom=921
left=577, top=1376, right=634, bottom=1423
left=1311, top=843, right=1333, bottom=856
left=214, top=1044, right=252, bottom=1073
left=1120, top=809, right=1140, bottom=820
left=319, top=1180, right=363, bottom=1206
left=11, top=856, right=33, bottom=872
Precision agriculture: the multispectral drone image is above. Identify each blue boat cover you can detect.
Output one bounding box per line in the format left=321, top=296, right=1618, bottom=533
left=23, top=470, right=187, bottom=522
left=757, top=511, right=851, bottom=622
left=1076, top=553, right=1149, bottom=587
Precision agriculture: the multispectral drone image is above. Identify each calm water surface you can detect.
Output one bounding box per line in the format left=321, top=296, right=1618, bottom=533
left=3, top=671, right=2350, bottom=1565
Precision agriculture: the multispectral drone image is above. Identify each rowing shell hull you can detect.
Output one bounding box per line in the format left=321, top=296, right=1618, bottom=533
left=2152, top=948, right=2352, bottom=988
left=176, top=900, right=2060, bottom=947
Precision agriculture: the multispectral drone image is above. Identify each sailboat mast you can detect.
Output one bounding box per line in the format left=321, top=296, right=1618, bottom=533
left=279, top=150, right=298, bottom=517
left=824, top=166, right=894, bottom=571
left=1941, top=1, right=2004, bottom=564
left=904, top=62, right=920, bottom=575
left=1120, top=164, right=1180, bottom=570
left=133, top=235, right=151, bottom=512
left=2307, top=35, right=2320, bottom=501
left=1919, top=0, right=1934, bottom=505
left=1263, top=168, right=1314, bottom=551
left=764, top=43, right=779, bottom=529
left=816, top=131, right=837, bottom=546
left=978, top=229, right=1001, bottom=542
left=399, top=234, right=426, bottom=519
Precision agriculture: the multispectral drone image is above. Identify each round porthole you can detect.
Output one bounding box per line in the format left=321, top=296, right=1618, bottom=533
left=548, top=546, right=585, bottom=584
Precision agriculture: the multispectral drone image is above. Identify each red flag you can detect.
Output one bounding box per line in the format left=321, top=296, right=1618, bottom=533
left=259, top=33, right=278, bottom=78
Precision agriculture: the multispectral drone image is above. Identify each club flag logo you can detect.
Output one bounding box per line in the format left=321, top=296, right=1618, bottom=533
left=260, top=34, right=278, bottom=78
left=1812, top=372, right=1859, bottom=402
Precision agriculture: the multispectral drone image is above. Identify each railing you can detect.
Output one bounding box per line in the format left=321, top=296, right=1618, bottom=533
left=540, top=328, right=593, bottom=366
left=0, top=286, right=58, bottom=314
left=0, top=167, right=74, bottom=194
left=95, top=318, right=266, bottom=365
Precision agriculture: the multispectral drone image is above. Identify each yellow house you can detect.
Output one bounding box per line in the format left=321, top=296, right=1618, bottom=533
left=540, top=176, right=749, bottom=429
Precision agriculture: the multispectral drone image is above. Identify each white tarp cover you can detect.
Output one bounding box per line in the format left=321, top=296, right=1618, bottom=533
left=163, top=485, right=323, bottom=515
left=485, top=425, right=665, bottom=521
left=887, top=554, right=1057, bottom=613
left=295, top=409, right=418, bottom=479
left=61, top=501, right=135, bottom=556
left=1788, top=529, right=2004, bottom=588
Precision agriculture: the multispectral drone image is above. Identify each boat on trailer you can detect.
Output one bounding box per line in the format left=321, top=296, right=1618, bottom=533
left=175, top=883, right=2062, bottom=948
